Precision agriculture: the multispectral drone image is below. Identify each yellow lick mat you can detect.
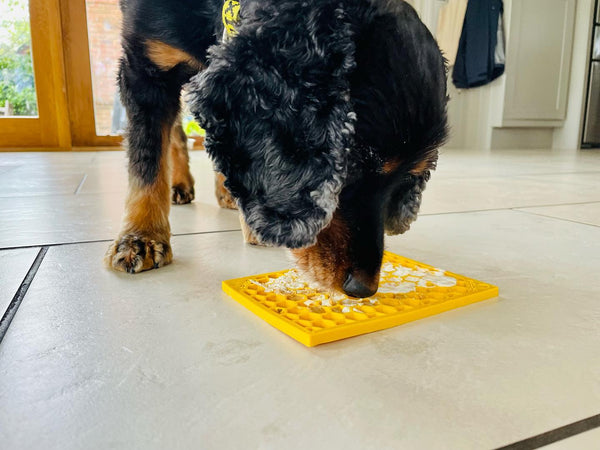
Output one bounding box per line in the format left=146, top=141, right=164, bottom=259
left=222, top=251, right=498, bottom=347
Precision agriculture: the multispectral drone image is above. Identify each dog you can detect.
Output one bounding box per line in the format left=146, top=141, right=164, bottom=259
left=105, top=0, right=448, bottom=298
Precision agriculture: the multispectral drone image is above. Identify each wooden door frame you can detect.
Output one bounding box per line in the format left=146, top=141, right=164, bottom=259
left=0, top=0, right=71, bottom=150
left=1, top=0, right=205, bottom=151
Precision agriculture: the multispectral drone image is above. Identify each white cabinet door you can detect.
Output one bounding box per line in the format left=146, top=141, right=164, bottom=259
left=503, top=0, right=576, bottom=122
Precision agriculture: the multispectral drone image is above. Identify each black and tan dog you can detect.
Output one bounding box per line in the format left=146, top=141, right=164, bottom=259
left=105, top=0, right=448, bottom=298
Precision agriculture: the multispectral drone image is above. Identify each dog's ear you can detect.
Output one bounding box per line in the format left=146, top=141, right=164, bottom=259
left=188, top=1, right=356, bottom=248
left=384, top=172, right=430, bottom=236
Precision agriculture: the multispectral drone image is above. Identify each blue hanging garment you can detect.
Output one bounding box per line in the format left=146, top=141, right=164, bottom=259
left=452, top=0, right=505, bottom=89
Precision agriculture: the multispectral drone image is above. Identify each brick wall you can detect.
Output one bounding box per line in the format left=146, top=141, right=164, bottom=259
left=87, top=0, right=122, bottom=135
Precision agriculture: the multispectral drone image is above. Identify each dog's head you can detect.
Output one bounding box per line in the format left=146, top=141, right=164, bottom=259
left=189, top=0, right=448, bottom=297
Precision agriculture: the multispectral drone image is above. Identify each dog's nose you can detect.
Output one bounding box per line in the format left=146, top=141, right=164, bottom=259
left=343, top=273, right=378, bottom=298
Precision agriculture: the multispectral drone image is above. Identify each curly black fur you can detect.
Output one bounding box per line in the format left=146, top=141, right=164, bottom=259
left=189, top=0, right=357, bottom=248
left=112, top=0, right=449, bottom=291
left=384, top=172, right=430, bottom=235
left=189, top=0, right=448, bottom=248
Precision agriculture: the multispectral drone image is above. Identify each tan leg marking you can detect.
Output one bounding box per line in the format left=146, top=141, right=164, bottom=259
left=105, top=126, right=173, bottom=273
left=170, top=115, right=195, bottom=205
left=146, top=40, right=203, bottom=71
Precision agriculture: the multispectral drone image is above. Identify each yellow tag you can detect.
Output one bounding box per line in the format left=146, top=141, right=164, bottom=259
left=222, top=0, right=241, bottom=37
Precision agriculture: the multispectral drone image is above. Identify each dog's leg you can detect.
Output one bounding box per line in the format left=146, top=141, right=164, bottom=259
left=170, top=115, right=195, bottom=205
left=214, top=172, right=237, bottom=209
left=105, top=41, right=197, bottom=273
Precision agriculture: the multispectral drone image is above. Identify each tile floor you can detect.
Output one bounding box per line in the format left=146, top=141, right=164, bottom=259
left=0, top=148, right=599, bottom=449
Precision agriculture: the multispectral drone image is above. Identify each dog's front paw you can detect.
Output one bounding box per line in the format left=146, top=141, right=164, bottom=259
left=104, top=234, right=172, bottom=274
left=215, top=172, right=237, bottom=210
left=172, top=183, right=195, bottom=205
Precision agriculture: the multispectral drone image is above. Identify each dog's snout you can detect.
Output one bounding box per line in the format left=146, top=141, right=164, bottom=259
left=343, top=273, right=378, bottom=298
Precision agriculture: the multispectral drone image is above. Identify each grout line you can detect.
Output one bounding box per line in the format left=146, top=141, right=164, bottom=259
left=433, top=170, right=600, bottom=181
left=172, top=229, right=241, bottom=237
left=510, top=200, right=600, bottom=209
left=0, top=197, right=598, bottom=252
left=0, top=190, right=123, bottom=200
left=1, top=198, right=599, bottom=251
left=0, top=247, right=49, bottom=345
left=0, top=239, right=113, bottom=251
left=496, top=413, right=600, bottom=450
left=74, top=173, right=88, bottom=194
left=0, top=229, right=242, bottom=252
left=513, top=170, right=600, bottom=176
left=511, top=209, right=600, bottom=229
left=419, top=200, right=600, bottom=218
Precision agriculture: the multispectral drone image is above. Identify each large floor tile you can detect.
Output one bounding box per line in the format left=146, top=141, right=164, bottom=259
left=400, top=149, right=600, bottom=215
left=69, top=150, right=600, bottom=220
left=0, top=151, right=99, bottom=167
left=1, top=209, right=599, bottom=449
left=0, top=170, right=85, bottom=198
left=420, top=174, right=600, bottom=215
left=519, top=171, right=600, bottom=188
left=0, top=151, right=117, bottom=198
left=0, top=191, right=240, bottom=249
left=78, top=151, right=224, bottom=209
left=516, top=202, right=600, bottom=227
left=72, top=160, right=128, bottom=195
left=434, top=148, right=600, bottom=179
left=4, top=149, right=600, bottom=219
left=0, top=152, right=109, bottom=197
left=0, top=151, right=241, bottom=248
left=0, top=248, right=40, bottom=316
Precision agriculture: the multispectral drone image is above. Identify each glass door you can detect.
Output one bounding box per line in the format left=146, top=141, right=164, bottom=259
left=1, top=0, right=199, bottom=150
left=64, top=0, right=201, bottom=147
left=0, top=0, right=70, bottom=149
left=61, top=0, right=122, bottom=147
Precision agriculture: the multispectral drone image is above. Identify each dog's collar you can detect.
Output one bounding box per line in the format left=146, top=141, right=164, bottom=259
left=222, top=0, right=241, bottom=40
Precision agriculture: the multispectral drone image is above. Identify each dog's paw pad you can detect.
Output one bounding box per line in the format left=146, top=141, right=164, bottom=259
left=172, top=184, right=195, bottom=205
left=105, top=234, right=172, bottom=273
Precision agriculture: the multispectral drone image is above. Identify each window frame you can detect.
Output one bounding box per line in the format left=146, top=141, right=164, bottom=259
left=0, top=0, right=71, bottom=150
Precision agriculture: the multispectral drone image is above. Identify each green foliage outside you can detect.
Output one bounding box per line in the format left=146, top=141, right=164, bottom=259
left=0, top=0, right=38, bottom=116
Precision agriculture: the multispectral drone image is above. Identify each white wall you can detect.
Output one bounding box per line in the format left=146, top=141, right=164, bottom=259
left=413, top=0, right=595, bottom=152
left=410, top=0, right=495, bottom=150
left=553, top=0, right=595, bottom=150
left=410, top=0, right=446, bottom=32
